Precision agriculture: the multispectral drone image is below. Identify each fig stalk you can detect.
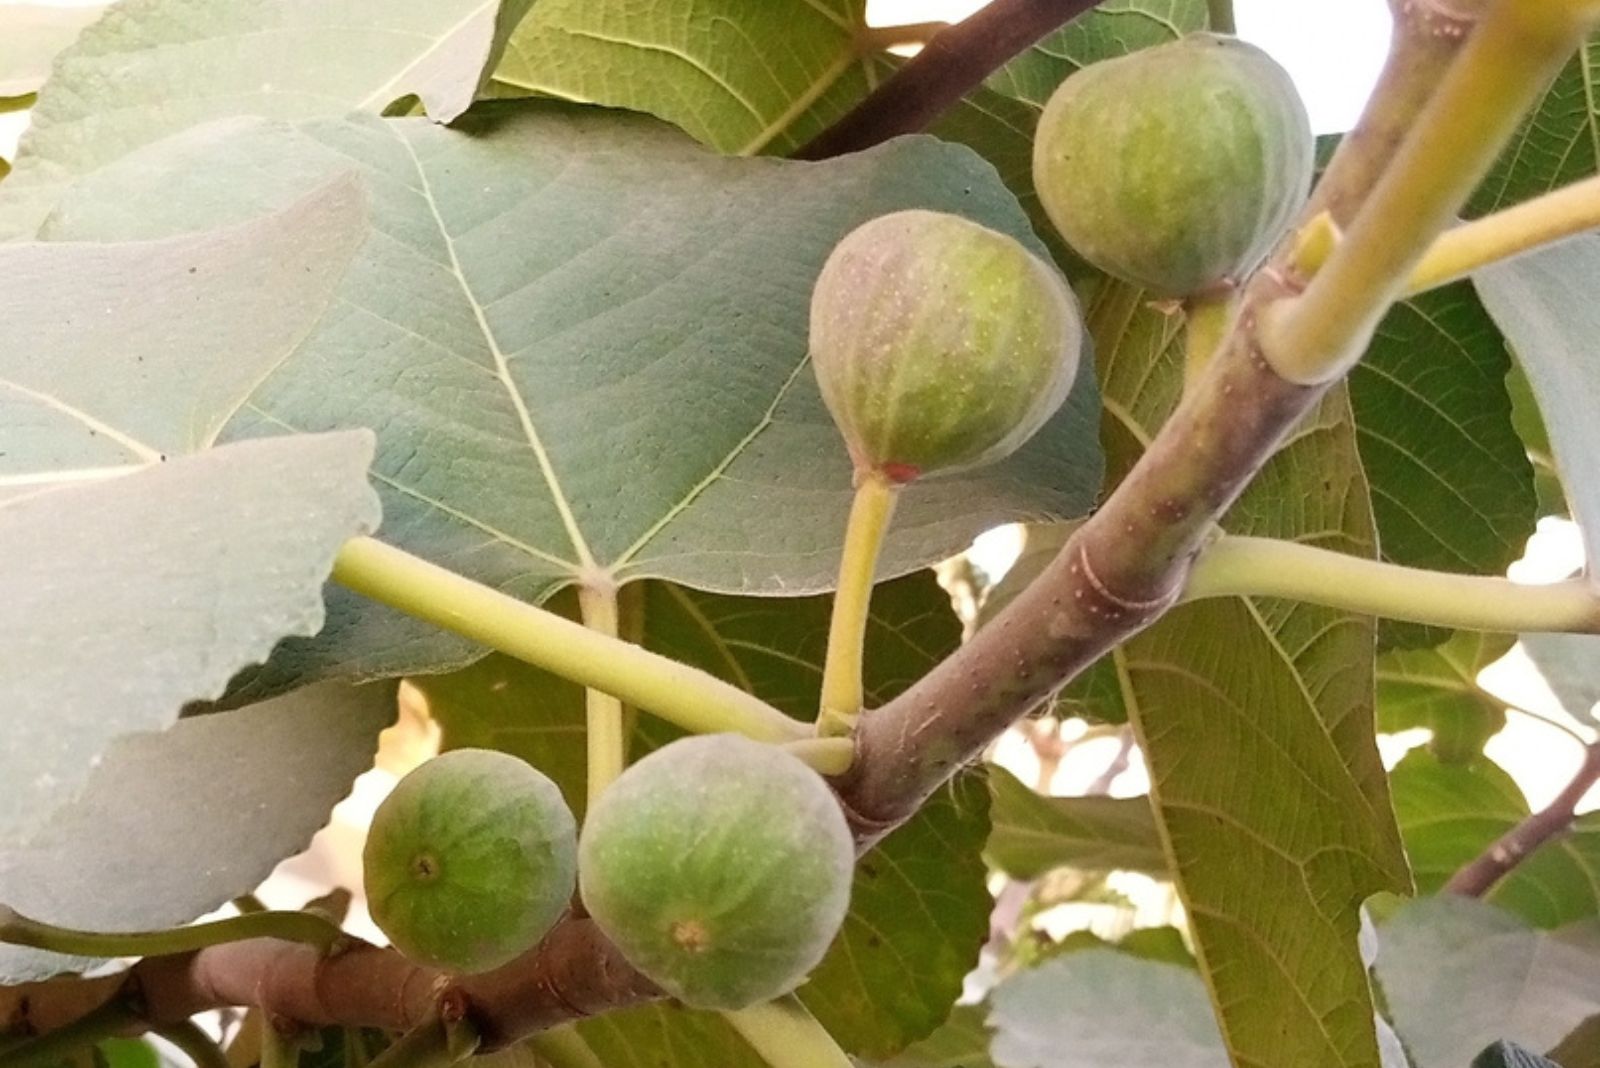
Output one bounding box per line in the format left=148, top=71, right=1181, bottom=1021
left=332, top=537, right=806, bottom=745
left=0, top=905, right=342, bottom=959
left=578, top=583, right=627, bottom=806
left=1182, top=297, right=1233, bottom=390
left=1259, top=0, right=1600, bottom=383
left=722, top=995, right=853, bottom=1068
left=817, top=472, right=899, bottom=738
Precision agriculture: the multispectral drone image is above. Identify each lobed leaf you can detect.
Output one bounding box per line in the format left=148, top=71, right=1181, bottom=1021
left=0, top=683, right=396, bottom=982
left=0, top=0, right=533, bottom=236
left=1390, top=749, right=1600, bottom=929
left=492, top=0, right=877, bottom=156
left=418, top=569, right=987, bottom=1057
left=1376, top=632, right=1515, bottom=762
left=1377, top=898, right=1600, bottom=1068
left=984, top=765, right=1165, bottom=879
left=41, top=105, right=1102, bottom=695
left=1477, top=237, right=1600, bottom=584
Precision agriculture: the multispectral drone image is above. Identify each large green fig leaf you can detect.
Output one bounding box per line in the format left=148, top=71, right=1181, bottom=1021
left=1471, top=36, right=1600, bottom=215
left=529, top=1007, right=764, bottom=1068
left=492, top=0, right=879, bottom=156
left=1070, top=276, right=1408, bottom=1068
left=1521, top=633, right=1600, bottom=728
left=1376, top=898, right=1600, bottom=1068
left=1390, top=748, right=1600, bottom=928
left=1473, top=1042, right=1564, bottom=1068
left=0, top=0, right=533, bottom=236
left=0, top=4, right=105, bottom=99
left=1349, top=283, right=1536, bottom=648
left=41, top=104, right=1102, bottom=692
left=0, top=434, right=379, bottom=848
left=1377, top=632, right=1515, bottom=762
left=418, top=569, right=989, bottom=1056
left=0, top=682, right=396, bottom=982
left=987, top=950, right=1228, bottom=1068
left=985, top=765, right=1165, bottom=879
left=1477, top=237, right=1600, bottom=580
left=1, top=180, right=378, bottom=844
left=878, top=1005, right=996, bottom=1068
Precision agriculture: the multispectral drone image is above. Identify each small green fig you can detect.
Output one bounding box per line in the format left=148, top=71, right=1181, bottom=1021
left=364, top=748, right=577, bottom=975
left=809, top=209, right=1082, bottom=484
left=1032, top=33, right=1314, bottom=298
left=578, top=734, right=854, bottom=1010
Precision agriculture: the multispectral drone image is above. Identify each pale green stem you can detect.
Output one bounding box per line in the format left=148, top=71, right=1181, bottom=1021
left=1184, top=535, right=1600, bottom=634
left=1260, top=0, right=1599, bottom=383
left=154, top=1022, right=230, bottom=1068
left=259, top=1022, right=300, bottom=1068
left=579, top=583, right=627, bottom=807
left=1295, top=175, right=1600, bottom=295
left=1182, top=296, right=1233, bottom=391
left=0, top=905, right=341, bottom=959
left=817, top=473, right=899, bottom=738
left=722, top=996, right=853, bottom=1068
left=0, top=999, right=140, bottom=1068
left=1206, top=0, right=1235, bottom=33
left=366, top=1019, right=478, bottom=1068
left=1408, top=174, right=1600, bottom=292
left=782, top=737, right=856, bottom=775
left=332, top=538, right=805, bottom=744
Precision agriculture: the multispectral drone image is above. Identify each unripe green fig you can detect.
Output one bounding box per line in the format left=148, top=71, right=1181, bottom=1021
left=578, top=734, right=854, bottom=1010
left=364, top=748, right=577, bottom=975
left=1032, top=33, right=1314, bottom=298
left=809, top=209, right=1082, bottom=483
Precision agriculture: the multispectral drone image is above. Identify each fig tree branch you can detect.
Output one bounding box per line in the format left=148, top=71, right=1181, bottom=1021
left=5, top=0, right=1588, bottom=1053
left=1184, top=536, right=1600, bottom=634
left=832, top=0, right=1572, bottom=834
left=1445, top=742, right=1600, bottom=897
left=331, top=538, right=805, bottom=745
left=1258, top=0, right=1590, bottom=384
left=794, top=0, right=1104, bottom=160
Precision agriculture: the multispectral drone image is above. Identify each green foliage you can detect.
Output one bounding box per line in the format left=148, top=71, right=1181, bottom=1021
left=1391, top=749, right=1600, bottom=928
left=0, top=683, right=395, bottom=981
left=1478, top=236, right=1600, bottom=574
left=984, top=766, right=1165, bottom=879
left=492, top=0, right=876, bottom=156
left=1376, top=898, right=1600, bottom=1068
left=1350, top=284, right=1537, bottom=648
left=5, top=3, right=1600, bottom=1068
left=36, top=106, right=1100, bottom=695
left=1377, top=632, right=1515, bottom=761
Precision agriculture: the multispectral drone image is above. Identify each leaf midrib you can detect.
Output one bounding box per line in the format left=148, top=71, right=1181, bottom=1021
left=393, top=125, right=600, bottom=574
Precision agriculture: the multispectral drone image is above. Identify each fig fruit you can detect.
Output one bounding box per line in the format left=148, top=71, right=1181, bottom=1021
left=364, top=748, right=577, bottom=975
left=1032, top=33, right=1314, bottom=298
left=578, top=734, right=854, bottom=1010
left=809, top=209, right=1082, bottom=484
